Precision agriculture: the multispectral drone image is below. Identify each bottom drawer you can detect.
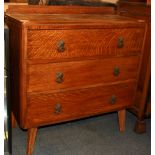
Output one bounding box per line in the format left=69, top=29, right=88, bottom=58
left=26, top=81, right=136, bottom=128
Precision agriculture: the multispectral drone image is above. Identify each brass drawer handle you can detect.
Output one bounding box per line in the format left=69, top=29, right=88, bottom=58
left=117, top=36, right=124, bottom=48
left=57, top=40, right=65, bottom=52
left=113, top=66, right=120, bottom=76
left=109, top=95, right=117, bottom=104
left=55, top=72, right=64, bottom=83
left=55, top=103, right=62, bottom=114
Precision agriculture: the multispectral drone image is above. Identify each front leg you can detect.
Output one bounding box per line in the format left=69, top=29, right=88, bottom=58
left=27, top=128, right=38, bottom=155
left=118, top=109, right=126, bottom=132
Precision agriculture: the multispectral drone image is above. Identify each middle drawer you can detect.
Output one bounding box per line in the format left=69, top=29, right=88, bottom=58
left=27, top=56, right=139, bottom=93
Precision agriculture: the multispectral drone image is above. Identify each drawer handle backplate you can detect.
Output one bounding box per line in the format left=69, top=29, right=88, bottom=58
left=57, top=40, right=65, bottom=52
left=109, top=95, right=117, bottom=104
left=113, top=66, right=120, bottom=76
left=55, top=103, right=62, bottom=114
left=55, top=72, right=64, bottom=83
left=117, top=37, right=124, bottom=48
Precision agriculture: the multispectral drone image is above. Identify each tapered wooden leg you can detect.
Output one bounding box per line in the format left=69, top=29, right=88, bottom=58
left=118, top=109, right=126, bottom=132
left=11, top=112, right=17, bottom=128
left=27, top=128, right=38, bottom=155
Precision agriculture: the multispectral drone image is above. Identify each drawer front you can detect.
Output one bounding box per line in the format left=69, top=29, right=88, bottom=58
left=26, top=82, right=136, bottom=127
left=27, top=28, right=144, bottom=60
left=27, top=56, right=140, bottom=93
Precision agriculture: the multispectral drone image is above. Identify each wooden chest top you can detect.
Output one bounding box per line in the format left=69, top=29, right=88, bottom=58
left=6, top=13, right=146, bottom=28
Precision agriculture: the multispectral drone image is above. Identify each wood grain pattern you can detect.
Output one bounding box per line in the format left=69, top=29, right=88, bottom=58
left=5, top=6, right=147, bottom=154
left=7, top=13, right=140, bottom=23
left=25, top=81, right=136, bottom=128
left=5, top=13, right=146, bottom=31
left=27, top=28, right=144, bottom=60
left=27, top=56, right=139, bottom=93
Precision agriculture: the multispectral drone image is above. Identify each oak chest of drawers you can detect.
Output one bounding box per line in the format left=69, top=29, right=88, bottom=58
left=5, top=5, right=147, bottom=155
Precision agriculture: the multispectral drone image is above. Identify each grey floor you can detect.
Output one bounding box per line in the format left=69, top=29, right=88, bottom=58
left=12, top=112, right=151, bottom=155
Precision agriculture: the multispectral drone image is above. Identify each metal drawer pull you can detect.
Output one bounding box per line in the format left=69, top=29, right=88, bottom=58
left=117, top=36, right=124, bottom=48
left=57, top=40, right=65, bottom=52
left=55, top=103, right=62, bottom=114
left=109, top=95, right=117, bottom=104
left=55, top=72, right=64, bottom=83
left=113, top=66, right=120, bottom=76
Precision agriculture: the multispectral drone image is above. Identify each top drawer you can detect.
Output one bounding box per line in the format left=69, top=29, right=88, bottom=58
left=27, top=28, right=144, bottom=60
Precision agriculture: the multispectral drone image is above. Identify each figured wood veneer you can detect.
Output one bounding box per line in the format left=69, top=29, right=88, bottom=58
left=26, top=81, right=136, bottom=128
left=27, top=56, right=139, bottom=93
left=27, top=28, right=144, bottom=60
left=5, top=6, right=147, bottom=155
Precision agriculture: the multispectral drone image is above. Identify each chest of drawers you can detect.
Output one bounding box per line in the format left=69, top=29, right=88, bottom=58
left=5, top=6, right=147, bottom=155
